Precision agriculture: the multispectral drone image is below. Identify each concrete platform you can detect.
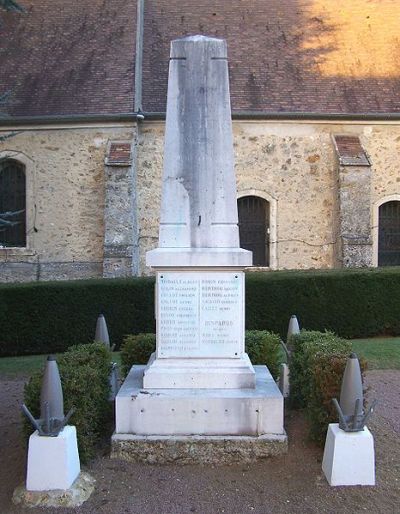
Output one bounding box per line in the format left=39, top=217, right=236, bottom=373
left=112, top=364, right=286, bottom=463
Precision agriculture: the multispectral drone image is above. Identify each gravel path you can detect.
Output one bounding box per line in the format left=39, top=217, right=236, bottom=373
left=366, top=370, right=400, bottom=434
left=0, top=371, right=399, bottom=514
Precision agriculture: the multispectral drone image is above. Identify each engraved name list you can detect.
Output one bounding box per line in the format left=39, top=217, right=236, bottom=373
left=157, top=272, right=244, bottom=358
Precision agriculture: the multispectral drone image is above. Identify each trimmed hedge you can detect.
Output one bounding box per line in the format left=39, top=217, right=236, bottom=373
left=121, top=330, right=281, bottom=379
left=3, top=267, right=400, bottom=356
left=289, top=330, right=367, bottom=444
left=23, top=343, right=112, bottom=463
left=245, top=267, right=400, bottom=339
left=0, top=277, right=155, bottom=356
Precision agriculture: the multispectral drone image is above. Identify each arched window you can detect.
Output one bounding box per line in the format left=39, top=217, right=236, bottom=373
left=0, top=159, right=26, bottom=247
left=238, top=195, right=269, bottom=266
left=378, top=200, right=400, bottom=266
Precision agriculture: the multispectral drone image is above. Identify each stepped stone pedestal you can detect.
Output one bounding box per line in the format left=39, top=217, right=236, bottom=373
left=112, top=35, right=286, bottom=463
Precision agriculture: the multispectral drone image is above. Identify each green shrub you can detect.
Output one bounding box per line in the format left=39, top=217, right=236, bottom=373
left=245, top=330, right=281, bottom=379
left=120, top=330, right=281, bottom=379
left=23, top=343, right=112, bottom=463
left=121, top=333, right=156, bottom=376
left=289, top=330, right=367, bottom=443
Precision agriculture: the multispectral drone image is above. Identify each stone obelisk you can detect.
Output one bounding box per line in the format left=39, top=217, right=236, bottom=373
left=113, top=36, right=286, bottom=463
left=145, top=35, right=254, bottom=388
left=147, top=35, right=251, bottom=266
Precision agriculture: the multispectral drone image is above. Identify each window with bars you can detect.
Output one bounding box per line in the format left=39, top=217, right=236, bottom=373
left=378, top=200, right=400, bottom=266
left=0, top=159, right=26, bottom=247
left=238, top=195, right=269, bottom=266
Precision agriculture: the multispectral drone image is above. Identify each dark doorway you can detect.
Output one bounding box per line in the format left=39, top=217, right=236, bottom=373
left=0, top=159, right=26, bottom=247
left=378, top=200, right=400, bottom=266
left=238, top=195, right=269, bottom=266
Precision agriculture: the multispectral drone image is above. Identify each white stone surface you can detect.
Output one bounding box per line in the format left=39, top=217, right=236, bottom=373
left=116, top=365, right=284, bottom=436
left=157, top=36, right=241, bottom=252
left=143, top=352, right=255, bottom=389
left=322, top=423, right=375, bottom=486
left=146, top=248, right=252, bottom=268
left=26, top=426, right=80, bottom=491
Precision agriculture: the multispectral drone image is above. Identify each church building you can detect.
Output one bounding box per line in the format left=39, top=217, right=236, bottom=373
left=1, top=0, right=400, bottom=281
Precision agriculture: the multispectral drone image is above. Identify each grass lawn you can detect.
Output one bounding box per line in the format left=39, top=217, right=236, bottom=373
left=0, top=338, right=399, bottom=376
left=0, top=351, right=121, bottom=377
left=351, top=337, right=400, bottom=370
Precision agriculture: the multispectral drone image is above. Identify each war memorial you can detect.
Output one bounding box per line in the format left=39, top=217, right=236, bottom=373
left=10, top=34, right=378, bottom=510
left=112, top=35, right=286, bottom=462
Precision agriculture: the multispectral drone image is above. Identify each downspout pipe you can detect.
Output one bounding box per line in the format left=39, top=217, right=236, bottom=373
left=134, top=0, right=145, bottom=114
left=130, top=0, right=145, bottom=276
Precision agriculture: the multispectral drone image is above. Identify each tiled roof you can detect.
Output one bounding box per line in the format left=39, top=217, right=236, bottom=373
left=1, top=0, right=400, bottom=117
left=0, top=0, right=136, bottom=116
left=105, top=141, right=132, bottom=166
left=142, top=0, right=400, bottom=114
left=333, top=136, right=370, bottom=166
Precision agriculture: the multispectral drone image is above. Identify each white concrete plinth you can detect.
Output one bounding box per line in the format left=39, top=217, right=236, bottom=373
left=143, top=353, right=255, bottom=389
left=26, top=425, right=80, bottom=491
left=322, top=423, right=375, bottom=486
left=115, top=365, right=284, bottom=436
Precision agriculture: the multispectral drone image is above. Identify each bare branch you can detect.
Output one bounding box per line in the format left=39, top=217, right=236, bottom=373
left=0, top=132, right=21, bottom=143
left=0, top=209, right=25, bottom=219
left=0, top=0, right=26, bottom=13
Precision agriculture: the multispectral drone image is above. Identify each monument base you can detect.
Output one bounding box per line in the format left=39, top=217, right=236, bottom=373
left=143, top=352, right=256, bottom=389
left=111, top=433, right=287, bottom=464
left=113, top=364, right=286, bottom=462
left=322, top=423, right=375, bottom=486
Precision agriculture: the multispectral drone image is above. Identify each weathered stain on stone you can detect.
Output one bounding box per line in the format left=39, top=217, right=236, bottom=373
left=307, top=154, right=320, bottom=163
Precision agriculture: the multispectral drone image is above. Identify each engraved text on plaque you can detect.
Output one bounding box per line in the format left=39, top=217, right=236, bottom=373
left=157, top=271, right=244, bottom=358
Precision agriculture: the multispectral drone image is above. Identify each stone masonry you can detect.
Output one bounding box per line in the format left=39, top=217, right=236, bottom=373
left=2, top=121, right=400, bottom=281
left=0, top=124, right=134, bottom=282
left=136, top=121, right=400, bottom=275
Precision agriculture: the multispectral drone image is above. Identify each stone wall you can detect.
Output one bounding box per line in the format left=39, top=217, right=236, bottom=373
left=0, top=124, right=133, bottom=282
left=2, top=120, right=400, bottom=282
left=136, top=120, right=400, bottom=276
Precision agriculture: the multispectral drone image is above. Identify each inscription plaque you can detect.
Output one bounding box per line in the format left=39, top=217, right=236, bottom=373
left=157, top=272, right=244, bottom=358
